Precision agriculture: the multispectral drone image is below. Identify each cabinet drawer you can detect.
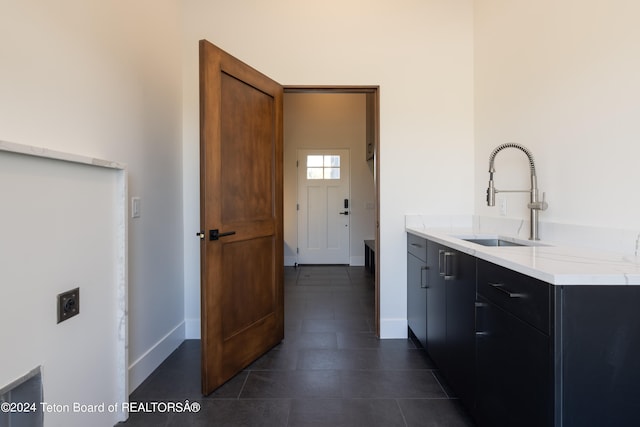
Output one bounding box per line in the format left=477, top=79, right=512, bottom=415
left=477, top=260, right=550, bottom=335
left=407, top=234, right=427, bottom=262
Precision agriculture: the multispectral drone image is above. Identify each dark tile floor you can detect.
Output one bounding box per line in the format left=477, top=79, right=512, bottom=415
left=118, top=266, right=475, bottom=426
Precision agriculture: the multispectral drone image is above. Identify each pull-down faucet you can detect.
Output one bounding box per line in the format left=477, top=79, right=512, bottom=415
left=486, top=143, right=548, bottom=240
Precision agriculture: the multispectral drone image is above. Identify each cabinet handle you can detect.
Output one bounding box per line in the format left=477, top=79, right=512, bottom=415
left=475, top=301, right=488, bottom=337
left=420, top=266, right=429, bottom=288
left=439, top=251, right=456, bottom=280
left=410, top=243, right=423, bottom=248
left=489, top=282, right=524, bottom=298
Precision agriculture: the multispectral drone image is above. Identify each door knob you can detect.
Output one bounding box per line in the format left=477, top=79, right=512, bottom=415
left=339, top=211, right=349, bottom=215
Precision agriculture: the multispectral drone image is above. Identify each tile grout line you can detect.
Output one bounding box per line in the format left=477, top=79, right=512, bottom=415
left=395, top=398, right=410, bottom=427
left=430, top=370, right=452, bottom=399
left=236, top=371, right=251, bottom=400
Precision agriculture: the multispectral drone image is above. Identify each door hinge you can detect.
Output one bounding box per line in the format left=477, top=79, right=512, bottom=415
left=296, top=160, right=299, bottom=167
left=296, top=203, right=299, bottom=211
left=297, top=247, right=299, bottom=254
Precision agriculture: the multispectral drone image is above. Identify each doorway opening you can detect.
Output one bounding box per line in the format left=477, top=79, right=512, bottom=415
left=283, top=86, right=380, bottom=336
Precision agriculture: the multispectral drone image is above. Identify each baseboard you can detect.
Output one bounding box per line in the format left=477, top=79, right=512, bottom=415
left=379, top=318, right=408, bottom=339
left=128, top=321, right=185, bottom=393
left=350, top=256, right=365, bottom=266
left=185, top=318, right=201, bottom=339
left=286, top=256, right=368, bottom=266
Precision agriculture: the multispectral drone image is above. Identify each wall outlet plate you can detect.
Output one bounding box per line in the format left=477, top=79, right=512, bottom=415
left=131, top=197, right=141, bottom=218
left=57, top=287, right=80, bottom=324
left=499, top=197, right=508, bottom=216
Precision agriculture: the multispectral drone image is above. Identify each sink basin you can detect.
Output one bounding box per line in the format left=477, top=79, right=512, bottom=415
left=462, top=238, right=526, bottom=247
left=450, top=235, right=550, bottom=247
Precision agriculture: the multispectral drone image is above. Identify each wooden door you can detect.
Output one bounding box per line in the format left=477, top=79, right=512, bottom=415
left=199, top=39, right=284, bottom=395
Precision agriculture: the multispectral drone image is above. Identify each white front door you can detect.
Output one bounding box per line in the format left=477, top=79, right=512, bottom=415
left=297, top=149, right=350, bottom=264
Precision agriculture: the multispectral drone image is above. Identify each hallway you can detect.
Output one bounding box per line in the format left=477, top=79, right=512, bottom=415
left=119, top=266, right=475, bottom=426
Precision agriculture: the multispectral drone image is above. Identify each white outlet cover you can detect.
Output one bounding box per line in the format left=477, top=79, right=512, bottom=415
left=499, top=197, right=507, bottom=216
left=131, top=197, right=141, bottom=218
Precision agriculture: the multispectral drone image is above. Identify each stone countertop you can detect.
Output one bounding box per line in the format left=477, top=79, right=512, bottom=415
left=406, top=227, right=640, bottom=285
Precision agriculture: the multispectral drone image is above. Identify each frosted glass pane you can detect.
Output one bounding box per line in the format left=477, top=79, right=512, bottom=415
left=307, top=167, right=323, bottom=179
left=307, top=155, right=323, bottom=167
left=324, top=155, right=340, bottom=167
left=324, top=168, right=340, bottom=179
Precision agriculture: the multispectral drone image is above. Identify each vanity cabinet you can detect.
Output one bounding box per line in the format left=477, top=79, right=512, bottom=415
left=475, top=260, right=553, bottom=427
left=407, top=231, right=640, bottom=427
left=476, top=259, right=640, bottom=427
left=425, top=241, right=477, bottom=410
left=407, top=234, right=427, bottom=347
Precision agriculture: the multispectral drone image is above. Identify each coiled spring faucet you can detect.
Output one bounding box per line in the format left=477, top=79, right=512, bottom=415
left=487, top=143, right=548, bottom=240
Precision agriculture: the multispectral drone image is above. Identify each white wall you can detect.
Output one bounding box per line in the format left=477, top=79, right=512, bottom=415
left=283, top=93, right=375, bottom=266
left=0, top=0, right=185, bottom=394
left=474, top=0, right=640, bottom=249
left=0, top=149, right=125, bottom=426
left=182, top=0, right=475, bottom=338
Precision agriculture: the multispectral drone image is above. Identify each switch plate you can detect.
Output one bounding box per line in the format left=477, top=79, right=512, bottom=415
left=499, top=197, right=507, bottom=216
left=131, top=197, right=141, bottom=218
left=57, top=288, right=80, bottom=324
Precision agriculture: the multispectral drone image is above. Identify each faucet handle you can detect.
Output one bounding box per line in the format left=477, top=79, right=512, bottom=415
left=528, top=192, right=548, bottom=211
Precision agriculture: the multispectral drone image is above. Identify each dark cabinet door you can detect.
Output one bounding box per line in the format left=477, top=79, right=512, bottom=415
left=445, top=250, right=477, bottom=410
left=426, top=241, right=447, bottom=368
left=407, top=253, right=427, bottom=347
left=560, top=286, right=640, bottom=427
left=475, top=296, right=552, bottom=427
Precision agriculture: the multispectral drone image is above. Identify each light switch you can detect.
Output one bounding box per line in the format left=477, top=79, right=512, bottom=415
left=131, top=197, right=141, bottom=218
left=499, top=197, right=507, bottom=216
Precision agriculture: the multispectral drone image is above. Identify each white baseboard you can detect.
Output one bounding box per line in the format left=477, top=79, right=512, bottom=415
left=185, top=318, right=201, bottom=339
left=285, top=256, right=366, bottom=266
left=350, top=256, right=365, bottom=266
left=128, top=321, right=185, bottom=393
left=379, top=318, right=408, bottom=339
left=284, top=256, right=297, bottom=266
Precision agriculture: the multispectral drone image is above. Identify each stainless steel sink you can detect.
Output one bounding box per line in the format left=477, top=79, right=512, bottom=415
left=462, top=238, right=526, bottom=247
left=449, top=234, right=551, bottom=248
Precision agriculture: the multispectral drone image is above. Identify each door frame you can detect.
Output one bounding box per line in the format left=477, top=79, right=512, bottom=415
left=284, top=86, right=380, bottom=336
